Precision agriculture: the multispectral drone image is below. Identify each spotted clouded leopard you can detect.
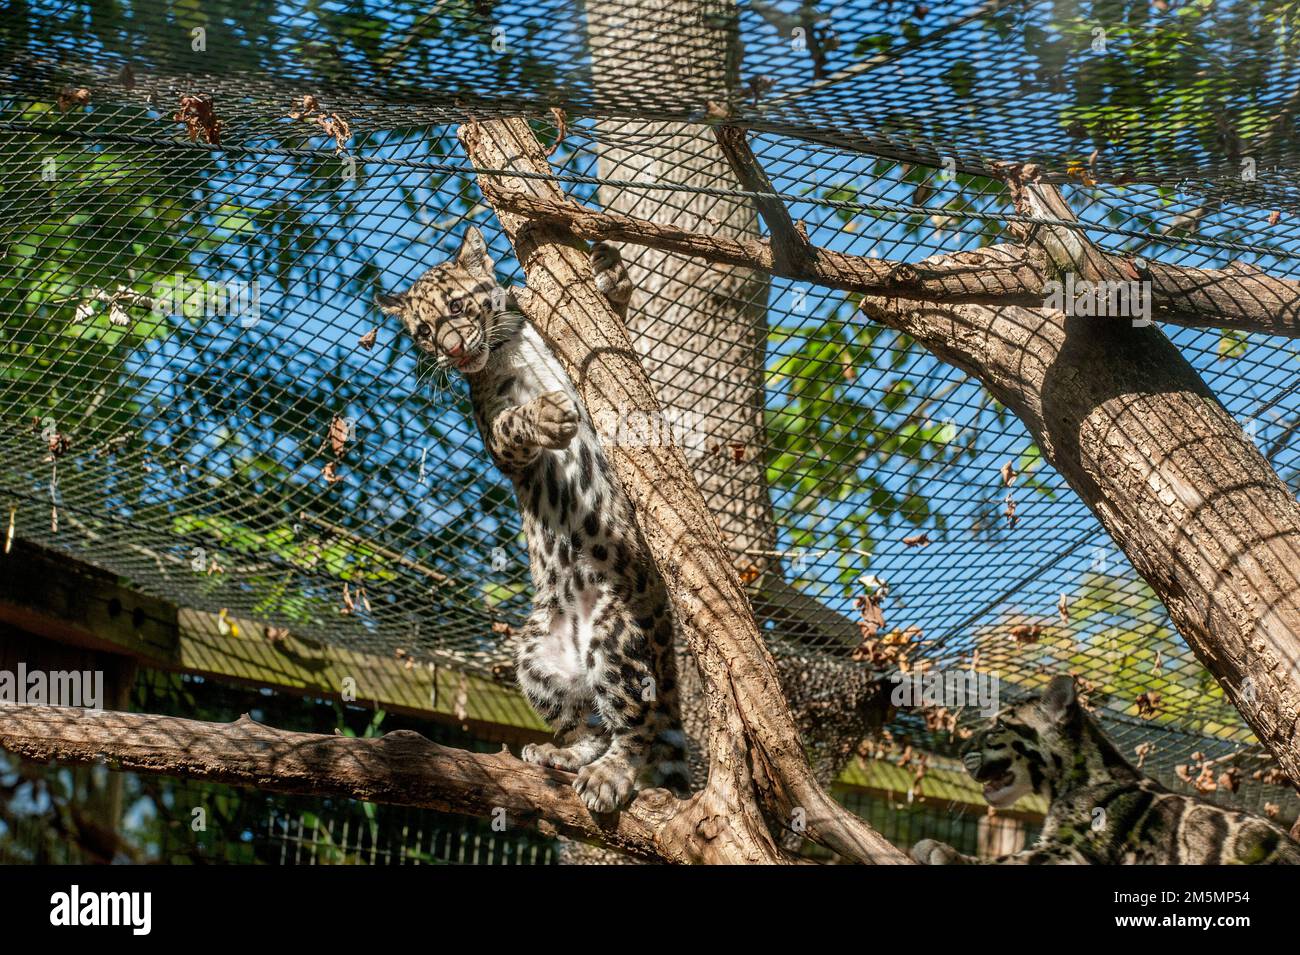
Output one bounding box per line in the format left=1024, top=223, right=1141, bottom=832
left=912, top=675, right=1300, bottom=865
left=379, top=227, right=688, bottom=812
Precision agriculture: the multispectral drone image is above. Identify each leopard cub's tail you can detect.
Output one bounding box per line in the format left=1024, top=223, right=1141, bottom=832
left=642, top=723, right=692, bottom=797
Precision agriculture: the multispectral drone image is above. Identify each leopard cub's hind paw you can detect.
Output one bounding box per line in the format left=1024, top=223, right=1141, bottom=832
left=521, top=742, right=556, bottom=766
left=521, top=741, right=595, bottom=772
left=574, top=752, right=637, bottom=813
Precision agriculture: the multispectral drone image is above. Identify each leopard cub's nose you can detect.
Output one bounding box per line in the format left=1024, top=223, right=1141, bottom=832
left=446, top=343, right=464, bottom=358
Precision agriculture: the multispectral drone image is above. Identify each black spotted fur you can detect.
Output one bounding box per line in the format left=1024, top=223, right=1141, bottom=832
left=380, top=228, right=687, bottom=812
left=913, top=675, right=1300, bottom=865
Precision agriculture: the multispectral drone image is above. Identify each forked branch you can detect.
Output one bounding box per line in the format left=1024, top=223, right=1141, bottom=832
left=485, top=159, right=1300, bottom=338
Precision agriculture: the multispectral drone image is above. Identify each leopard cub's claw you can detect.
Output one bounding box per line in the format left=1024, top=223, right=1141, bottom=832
left=574, top=752, right=637, bottom=813
left=591, top=242, right=632, bottom=310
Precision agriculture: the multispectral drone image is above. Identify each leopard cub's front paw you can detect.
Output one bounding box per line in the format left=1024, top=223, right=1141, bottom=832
left=591, top=242, right=632, bottom=311
left=911, top=838, right=966, bottom=865
left=529, top=391, right=580, bottom=450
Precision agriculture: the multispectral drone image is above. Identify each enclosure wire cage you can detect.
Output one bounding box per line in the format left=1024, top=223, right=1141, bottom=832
left=1, top=0, right=1299, bottom=822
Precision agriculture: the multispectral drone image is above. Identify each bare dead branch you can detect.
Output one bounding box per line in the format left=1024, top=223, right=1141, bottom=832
left=714, top=125, right=811, bottom=271
left=996, top=161, right=1124, bottom=283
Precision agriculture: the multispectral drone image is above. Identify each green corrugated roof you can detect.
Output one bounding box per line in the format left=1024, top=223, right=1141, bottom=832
left=837, top=755, right=1049, bottom=815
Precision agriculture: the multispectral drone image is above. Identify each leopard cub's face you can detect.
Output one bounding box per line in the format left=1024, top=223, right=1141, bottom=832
left=961, top=677, right=1079, bottom=808
left=377, top=227, right=501, bottom=375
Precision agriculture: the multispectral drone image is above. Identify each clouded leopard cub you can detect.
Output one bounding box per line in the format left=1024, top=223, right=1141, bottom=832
left=379, top=227, right=688, bottom=812
left=912, top=675, right=1300, bottom=864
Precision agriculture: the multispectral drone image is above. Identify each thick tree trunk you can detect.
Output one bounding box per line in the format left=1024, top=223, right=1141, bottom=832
left=588, top=2, right=776, bottom=581
left=584, top=3, right=884, bottom=829
left=856, top=290, right=1300, bottom=783
left=587, top=1, right=775, bottom=802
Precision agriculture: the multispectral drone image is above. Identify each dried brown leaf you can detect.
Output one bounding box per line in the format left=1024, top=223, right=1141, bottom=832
left=1135, top=690, right=1162, bottom=718
left=1193, top=763, right=1217, bottom=794
left=545, top=106, right=568, bottom=157
left=329, top=415, right=350, bottom=456
left=1133, top=741, right=1154, bottom=769
left=1218, top=766, right=1242, bottom=793
left=1009, top=623, right=1041, bottom=645
left=46, top=432, right=71, bottom=459
left=174, top=94, right=222, bottom=144
left=57, top=87, right=91, bottom=112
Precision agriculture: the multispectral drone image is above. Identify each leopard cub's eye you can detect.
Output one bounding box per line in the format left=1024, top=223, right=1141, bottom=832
left=415, top=322, right=432, bottom=340
left=448, top=298, right=463, bottom=314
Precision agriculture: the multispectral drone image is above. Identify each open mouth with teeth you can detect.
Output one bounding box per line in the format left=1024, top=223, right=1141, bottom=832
left=968, top=758, right=1019, bottom=804
left=980, top=771, right=1018, bottom=802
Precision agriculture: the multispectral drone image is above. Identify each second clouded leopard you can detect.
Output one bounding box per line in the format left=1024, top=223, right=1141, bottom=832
left=378, top=227, right=688, bottom=812
left=912, top=674, right=1300, bottom=864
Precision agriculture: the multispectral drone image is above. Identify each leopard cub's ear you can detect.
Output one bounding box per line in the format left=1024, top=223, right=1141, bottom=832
left=1041, top=674, right=1078, bottom=722
left=456, top=226, right=495, bottom=278
left=375, top=291, right=407, bottom=316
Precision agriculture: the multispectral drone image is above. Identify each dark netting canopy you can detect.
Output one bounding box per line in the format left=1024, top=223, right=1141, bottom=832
left=2, top=1, right=1298, bottom=819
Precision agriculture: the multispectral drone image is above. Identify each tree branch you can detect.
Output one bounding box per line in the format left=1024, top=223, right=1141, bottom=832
left=485, top=187, right=1047, bottom=304
left=486, top=180, right=1300, bottom=339
left=0, top=703, right=697, bottom=862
